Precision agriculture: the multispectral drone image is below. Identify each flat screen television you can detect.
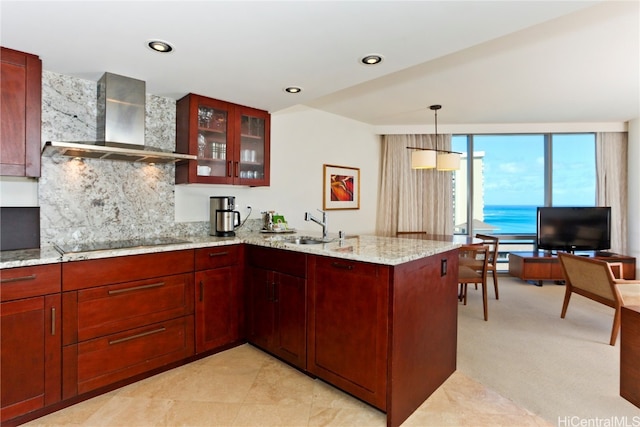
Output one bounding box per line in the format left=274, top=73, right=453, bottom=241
left=536, top=207, right=611, bottom=252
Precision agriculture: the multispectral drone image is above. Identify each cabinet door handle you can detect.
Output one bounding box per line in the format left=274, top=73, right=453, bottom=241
left=273, top=282, right=279, bottom=303
left=234, top=161, right=239, bottom=178
left=108, top=282, right=165, bottom=295
left=1, top=274, right=36, bottom=283
left=330, top=262, right=353, bottom=270
left=51, top=307, right=56, bottom=335
left=209, top=251, right=229, bottom=257
left=109, top=327, right=166, bottom=345
left=227, top=160, right=232, bottom=177
left=199, top=280, right=204, bottom=302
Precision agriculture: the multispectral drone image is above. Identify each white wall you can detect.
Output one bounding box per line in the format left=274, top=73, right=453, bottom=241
left=175, top=105, right=381, bottom=235
left=0, top=176, right=38, bottom=206
left=627, top=118, right=639, bottom=277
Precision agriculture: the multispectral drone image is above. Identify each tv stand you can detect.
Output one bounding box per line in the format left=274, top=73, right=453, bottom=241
left=508, top=251, right=636, bottom=285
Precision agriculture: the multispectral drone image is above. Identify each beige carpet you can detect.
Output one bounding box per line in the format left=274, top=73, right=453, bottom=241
left=457, top=275, right=640, bottom=424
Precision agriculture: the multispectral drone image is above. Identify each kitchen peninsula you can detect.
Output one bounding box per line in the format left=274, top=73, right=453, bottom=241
left=1, top=232, right=459, bottom=427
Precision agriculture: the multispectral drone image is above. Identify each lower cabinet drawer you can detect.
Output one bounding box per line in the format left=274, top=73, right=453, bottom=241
left=195, top=245, right=240, bottom=271
left=73, top=315, right=194, bottom=395
left=73, top=273, right=194, bottom=341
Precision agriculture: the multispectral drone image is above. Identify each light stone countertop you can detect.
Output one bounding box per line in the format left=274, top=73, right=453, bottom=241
left=0, top=231, right=459, bottom=269
left=0, top=246, right=63, bottom=269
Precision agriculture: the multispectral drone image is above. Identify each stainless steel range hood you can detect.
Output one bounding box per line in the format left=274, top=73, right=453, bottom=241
left=43, top=72, right=195, bottom=164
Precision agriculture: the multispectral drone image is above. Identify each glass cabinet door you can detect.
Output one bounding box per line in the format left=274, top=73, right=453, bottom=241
left=196, top=105, right=229, bottom=179
left=238, top=114, right=266, bottom=182
left=175, top=93, right=270, bottom=186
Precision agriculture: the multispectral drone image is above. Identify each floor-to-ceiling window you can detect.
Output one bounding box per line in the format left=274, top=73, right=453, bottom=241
left=452, top=133, right=596, bottom=268
left=551, top=133, right=596, bottom=206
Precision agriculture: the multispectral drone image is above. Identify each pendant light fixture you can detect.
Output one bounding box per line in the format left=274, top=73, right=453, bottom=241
left=411, top=148, right=436, bottom=169
left=408, top=104, right=461, bottom=171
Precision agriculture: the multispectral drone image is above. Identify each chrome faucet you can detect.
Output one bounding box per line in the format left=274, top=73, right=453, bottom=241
left=305, top=209, right=328, bottom=240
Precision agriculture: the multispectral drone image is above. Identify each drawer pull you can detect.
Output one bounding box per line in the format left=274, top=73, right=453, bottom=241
left=209, top=251, right=229, bottom=257
left=51, top=307, right=56, bottom=335
left=108, top=282, right=165, bottom=295
left=330, top=262, right=353, bottom=270
left=1, top=274, right=37, bottom=284
left=109, top=327, right=166, bottom=345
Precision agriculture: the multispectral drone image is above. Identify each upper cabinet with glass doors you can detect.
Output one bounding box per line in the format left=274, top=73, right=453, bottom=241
left=175, top=93, right=270, bottom=186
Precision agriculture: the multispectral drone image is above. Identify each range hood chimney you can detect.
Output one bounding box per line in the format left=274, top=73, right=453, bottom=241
left=44, top=72, right=195, bottom=164
left=97, top=72, right=146, bottom=148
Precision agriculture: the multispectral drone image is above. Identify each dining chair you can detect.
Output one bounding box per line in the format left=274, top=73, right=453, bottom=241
left=558, top=252, right=640, bottom=345
left=475, top=234, right=500, bottom=299
left=458, top=245, right=490, bottom=321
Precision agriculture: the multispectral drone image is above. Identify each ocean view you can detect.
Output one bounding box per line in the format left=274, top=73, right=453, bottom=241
left=483, top=205, right=538, bottom=234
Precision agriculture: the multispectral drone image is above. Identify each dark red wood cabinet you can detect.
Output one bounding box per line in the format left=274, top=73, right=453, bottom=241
left=509, top=251, right=636, bottom=284
left=61, top=250, right=195, bottom=398
left=194, top=245, right=243, bottom=353
left=245, top=245, right=306, bottom=368
left=175, top=93, right=270, bottom=187
left=621, top=306, right=640, bottom=408
left=1, top=264, right=61, bottom=423
left=0, top=46, right=42, bottom=178
left=308, top=256, right=390, bottom=410
left=1, top=244, right=458, bottom=427
left=308, top=249, right=459, bottom=427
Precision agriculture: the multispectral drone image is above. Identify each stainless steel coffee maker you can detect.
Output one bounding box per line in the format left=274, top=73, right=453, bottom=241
left=210, top=196, right=241, bottom=237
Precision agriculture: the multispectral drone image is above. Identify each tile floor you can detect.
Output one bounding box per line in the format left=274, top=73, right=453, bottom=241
left=23, top=344, right=552, bottom=427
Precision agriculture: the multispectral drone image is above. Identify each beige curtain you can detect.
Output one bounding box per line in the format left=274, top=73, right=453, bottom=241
left=376, top=134, right=453, bottom=236
left=596, top=132, right=628, bottom=254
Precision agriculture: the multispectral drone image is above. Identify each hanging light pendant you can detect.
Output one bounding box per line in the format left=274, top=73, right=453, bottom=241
left=437, top=152, right=461, bottom=171
left=431, top=104, right=460, bottom=171
left=407, top=104, right=461, bottom=170
left=411, top=149, right=436, bottom=169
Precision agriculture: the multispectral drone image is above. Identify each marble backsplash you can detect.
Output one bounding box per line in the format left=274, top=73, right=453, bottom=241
left=39, top=71, right=208, bottom=246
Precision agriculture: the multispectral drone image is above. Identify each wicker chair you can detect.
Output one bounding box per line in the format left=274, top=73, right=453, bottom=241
left=558, top=252, right=640, bottom=345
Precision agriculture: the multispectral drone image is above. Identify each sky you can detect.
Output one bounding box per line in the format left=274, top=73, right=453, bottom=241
left=452, top=133, right=595, bottom=206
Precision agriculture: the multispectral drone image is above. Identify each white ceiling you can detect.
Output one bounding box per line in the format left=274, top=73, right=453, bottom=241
left=1, top=1, right=638, bottom=127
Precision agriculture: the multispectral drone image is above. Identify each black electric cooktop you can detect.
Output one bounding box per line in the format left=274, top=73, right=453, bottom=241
left=54, top=237, right=191, bottom=254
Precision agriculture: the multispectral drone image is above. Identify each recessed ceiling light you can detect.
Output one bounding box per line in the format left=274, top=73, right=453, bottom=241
left=361, top=54, right=383, bottom=65
left=284, top=86, right=302, bottom=94
left=147, top=40, right=173, bottom=53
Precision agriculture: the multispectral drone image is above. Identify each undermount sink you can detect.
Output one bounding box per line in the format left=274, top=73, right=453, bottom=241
left=282, top=236, right=330, bottom=245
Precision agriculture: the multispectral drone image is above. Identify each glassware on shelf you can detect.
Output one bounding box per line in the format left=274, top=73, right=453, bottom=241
left=240, top=149, right=257, bottom=163
left=213, top=111, right=227, bottom=131
left=198, top=108, right=213, bottom=128
left=198, top=134, right=207, bottom=158
left=208, top=142, right=227, bottom=160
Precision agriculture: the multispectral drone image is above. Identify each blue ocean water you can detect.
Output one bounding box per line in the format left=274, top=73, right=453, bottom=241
left=483, top=205, right=537, bottom=234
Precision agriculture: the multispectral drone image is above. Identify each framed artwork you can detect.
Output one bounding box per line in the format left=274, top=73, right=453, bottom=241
left=323, top=164, right=360, bottom=210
